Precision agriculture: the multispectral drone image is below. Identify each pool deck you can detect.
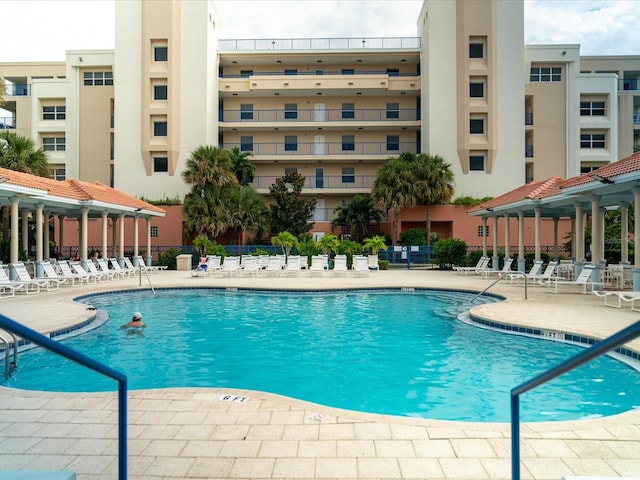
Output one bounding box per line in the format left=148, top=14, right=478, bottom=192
left=1, top=268, right=640, bottom=480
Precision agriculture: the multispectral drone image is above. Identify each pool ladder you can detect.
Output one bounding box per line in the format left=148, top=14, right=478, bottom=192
left=0, top=331, right=18, bottom=379
left=469, top=271, right=528, bottom=303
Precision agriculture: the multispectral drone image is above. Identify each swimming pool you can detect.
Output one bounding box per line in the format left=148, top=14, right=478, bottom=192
left=6, top=288, right=640, bottom=422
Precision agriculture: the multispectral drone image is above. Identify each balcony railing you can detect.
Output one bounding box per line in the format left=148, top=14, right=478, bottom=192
left=0, top=116, right=16, bottom=129
left=220, top=70, right=419, bottom=78
left=525, top=144, right=534, bottom=158
left=249, top=174, right=377, bottom=190
left=221, top=141, right=417, bottom=156
left=219, top=37, right=421, bottom=51
left=220, top=108, right=419, bottom=123
left=3, top=83, right=30, bottom=96
left=524, top=112, right=533, bottom=126
left=619, top=78, right=640, bottom=91
left=633, top=113, right=640, bottom=126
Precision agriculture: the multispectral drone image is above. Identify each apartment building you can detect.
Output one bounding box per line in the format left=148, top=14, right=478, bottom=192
left=1, top=0, right=638, bottom=248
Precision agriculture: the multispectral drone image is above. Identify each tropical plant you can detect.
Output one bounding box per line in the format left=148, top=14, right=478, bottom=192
left=182, top=145, right=238, bottom=189
left=193, top=234, right=213, bottom=255
left=432, top=238, right=467, bottom=269
left=228, top=186, right=270, bottom=245
left=182, top=187, right=232, bottom=239
left=317, top=233, right=340, bottom=257
left=452, top=196, right=493, bottom=207
left=269, top=171, right=316, bottom=235
left=398, top=228, right=427, bottom=246
left=229, top=146, right=256, bottom=185
left=363, top=235, right=387, bottom=255
left=271, top=231, right=299, bottom=259
left=331, top=194, right=383, bottom=241
left=371, top=154, right=417, bottom=244
left=157, top=247, right=183, bottom=270
left=411, top=153, right=455, bottom=247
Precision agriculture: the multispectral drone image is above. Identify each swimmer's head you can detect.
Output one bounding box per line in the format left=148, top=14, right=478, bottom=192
left=132, top=312, right=142, bottom=321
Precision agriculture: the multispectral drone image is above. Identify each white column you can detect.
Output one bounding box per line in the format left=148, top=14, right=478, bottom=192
left=58, top=215, right=65, bottom=258
left=35, top=203, right=43, bottom=262
left=503, top=212, right=510, bottom=260
left=10, top=197, right=19, bottom=264
left=146, top=217, right=153, bottom=266
left=569, top=215, right=576, bottom=260
left=492, top=215, right=499, bottom=269
left=80, top=207, right=89, bottom=260
left=575, top=202, right=584, bottom=262
left=591, top=196, right=600, bottom=263
left=43, top=210, right=50, bottom=259
left=553, top=217, right=559, bottom=260
left=599, top=207, right=606, bottom=263
left=518, top=211, right=525, bottom=272
left=101, top=212, right=109, bottom=260
left=481, top=216, right=487, bottom=257
left=21, top=208, right=29, bottom=257
left=620, top=202, right=629, bottom=263
left=133, top=216, right=139, bottom=257
left=534, top=206, right=541, bottom=260
left=118, top=213, right=125, bottom=260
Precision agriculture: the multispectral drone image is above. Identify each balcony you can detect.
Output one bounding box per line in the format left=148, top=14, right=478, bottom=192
left=3, top=83, right=30, bottom=96
left=525, top=112, right=533, bottom=126
left=619, top=78, right=640, bottom=91
left=219, top=37, right=421, bottom=51
left=221, top=141, right=418, bottom=156
left=0, top=116, right=16, bottom=129
left=220, top=70, right=419, bottom=79
left=249, top=174, right=377, bottom=192
left=525, top=144, right=534, bottom=158
left=220, top=108, right=419, bottom=123
left=633, top=113, right=640, bottom=126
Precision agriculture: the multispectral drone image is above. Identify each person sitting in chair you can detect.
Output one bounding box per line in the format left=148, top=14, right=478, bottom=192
left=198, top=256, right=208, bottom=272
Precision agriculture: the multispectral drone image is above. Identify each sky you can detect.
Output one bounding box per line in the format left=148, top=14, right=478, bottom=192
left=0, top=0, right=637, bottom=63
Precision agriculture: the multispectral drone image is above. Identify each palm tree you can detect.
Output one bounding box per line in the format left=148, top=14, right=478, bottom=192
left=229, top=146, right=256, bottom=186
left=371, top=155, right=417, bottom=244
left=331, top=194, right=383, bottom=241
left=182, top=145, right=238, bottom=189
left=0, top=132, right=49, bottom=176
left=317, top=233, right=340, bottom=258
left=182, top=187, right=232, bottom=239
left=271, top=231, right=299, bottom=259
left=411, top=154, right=454, bottom=247
left=228, top=186, right=270, bottom=245
left=363, top=235, right=387, bottom=255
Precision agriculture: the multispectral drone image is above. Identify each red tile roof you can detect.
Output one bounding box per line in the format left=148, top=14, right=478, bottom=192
left=0, top=167, right=165, bottom=215
left=561, top=151, right=640, bottom=188
left=469, top=177, right=564, bottom=212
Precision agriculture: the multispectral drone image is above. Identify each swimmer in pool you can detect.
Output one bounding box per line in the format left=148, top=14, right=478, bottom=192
left=120, top=312, right=147, bottom=334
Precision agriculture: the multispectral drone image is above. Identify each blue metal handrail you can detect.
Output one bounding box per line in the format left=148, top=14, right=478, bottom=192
left=510, top=318, right=640, bottom=480
left=0, top=313, right=127, bottom=480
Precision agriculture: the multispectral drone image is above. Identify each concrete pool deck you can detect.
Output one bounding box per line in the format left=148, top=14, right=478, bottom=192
left=1, top=268, right=640, bottom=479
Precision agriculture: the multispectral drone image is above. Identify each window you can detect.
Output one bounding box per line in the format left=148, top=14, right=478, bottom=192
left=284, top=167, right=298, bottom=175
left=150, top=226, right=158, bottom=238
left=284, top=69, right=297, bottom=75
left=341, top=69, right=355, bottom=75
left=240, top=104, right=253, bottom=120
left=315, top=69, right=324, bottom=75
left=530, top=67, right=562, bottom=82
left=580, top=133, right=606, bottom=149
left=83, top=72, right=113, bottom=86
left=477, top=225, right=489, bottom=237
left=386, top=135, right=400, bottom=151
left=469, top=43, right=484, bottom=59
left=386, top=68, right=399, bottom=77
left=284, top=103, right=298, bottom=119
left=240, top=70, right=253, bottom=78
left=153, top=156, right=168, bottom=172
left=154, top=46, right=168, bottom=62
left=153, top=85, right=168, bottom=100
left=386, top=103, right=399, bottom=119
left=153, top=121, right=167, bottom=137
left=43, top=106, right=66, bottom=120
left=240, top=135, right=253, bottom=152
left=342, top=135, right=355, bottom=151
left=580, top=101, right=605, bottom=116
left=470, top=118, right=485, bottom=134
left=469, top=82, right=484, bottom=98
left=469, top=154, right=485, bottom=171
left=284, top=136, right=297, bottom=151
left=43, top=137, right=65, bottom=151
left=342, top=103, right=355, bottom=119
left=342, top=167, right=355, bottom=183
left=50, top=167, right=66, bottom=180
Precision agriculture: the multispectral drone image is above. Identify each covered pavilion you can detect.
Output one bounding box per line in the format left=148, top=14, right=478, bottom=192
left=469, top=151, right=640, bottom=289
left=0, top=167, right=165, bottom=278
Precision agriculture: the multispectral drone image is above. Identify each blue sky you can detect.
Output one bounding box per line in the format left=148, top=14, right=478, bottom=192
left=0, top=0, right=637, bottom=62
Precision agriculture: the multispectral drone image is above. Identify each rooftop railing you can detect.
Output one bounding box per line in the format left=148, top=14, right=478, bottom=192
left=219, top=37, right=421, bottom=51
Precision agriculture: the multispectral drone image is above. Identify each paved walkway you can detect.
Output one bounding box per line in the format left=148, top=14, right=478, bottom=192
left=1, top=268, right=640, bottom=479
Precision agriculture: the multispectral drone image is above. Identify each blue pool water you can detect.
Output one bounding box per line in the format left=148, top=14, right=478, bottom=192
left=6, top=288, right=640, bottom=422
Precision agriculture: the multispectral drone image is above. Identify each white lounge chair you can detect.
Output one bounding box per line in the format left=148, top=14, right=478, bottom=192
left=13, top=262, right=61, bottom=291
left=69, top=261, right=101, bottom=283
left=308, top=255, right=326, bottom=275
left=530, top=261, right=558, bottom=285
left=110, top=258, right=135, bottom=278
left=265, top=256, right=284, bottom=276
left=84, top=260, right=114, bottom=281
left=592, top=290, right=640, bottom=310
left=481, top=257, right=514, bottom=278
left=241, top=256, right=260, bottom=276
left=454, top=256, right=488, bottom=276
left=367, top=254, right=379, bottom=271
left=284, top=255, right=302, bottom=276
left=97, top=258, right=125, bottom=280
left=40, top=261, right=73, bottom=287
left=0, top=267, right=26, bottom=298
left=546, top=264, right=601, bottom=294
left=57, top=260, right=94, bottom=286
left=507, top=260, right=543, bottom=285
left=352, top=255, right=370, bottom=277
left=333, top=254, right=348, bottom=275
left=134, top=255, right=167, bottom=273
left=221, top=256, right=240, bottom=276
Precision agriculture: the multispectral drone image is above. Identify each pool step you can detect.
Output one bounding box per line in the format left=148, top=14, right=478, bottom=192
left=0, top=472, right=76, bottom=480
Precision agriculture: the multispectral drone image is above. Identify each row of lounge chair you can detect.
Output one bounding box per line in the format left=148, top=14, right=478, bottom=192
left=0, top=256, right=166, bottom=298
left=192, top=254, right=379, bottom=278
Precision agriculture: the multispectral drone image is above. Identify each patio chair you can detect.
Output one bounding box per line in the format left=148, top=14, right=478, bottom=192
left=57, top=260, right=94, bottom=286
left=0, top=267, right=26, bottom=298
left=97, top=258, right=125, bottom=280
left=332, top=254, right=348, bottom=276
left=240, top=256, right=260, bottom=277
left=593, top=290, right=640, bottom=310
left=39, top=261, right=72, bottom=288
left=221, top=256, right=240, bottom=276
left=352, top=255, right=370, bottom=277
left=84, top=260, right=115, bottom=281
left=109, top=258, right=135, bottom=278
left=308, top=255, right=326, bottom=275
left=134, top=255, right=167, bottom=274
left=453, top=256, right=488, bottom=276
left=481, top=257, right=514, bottom=278
left=530, top=261, right=559, bottom=285
left=545, top=264, right=601, bottom=294
left=69, top=261, right=102, bottom=283
left=507, top=260, right=543, bottom=285
left=13, top=262, right=61, bottom=292
left=284, top=255, right=302, bottom=276
left=264, top=256, right=284, bottom=276
left=367, top=254, right=379, bottom=271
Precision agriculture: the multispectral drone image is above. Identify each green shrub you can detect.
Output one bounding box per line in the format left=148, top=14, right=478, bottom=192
left=399, top=228, right=426, bottom=246
left=432, top=238, right=467, bottom=269
left=158, top=247, right=182, bottom=270
left=378, top=260, right=390, bottom=270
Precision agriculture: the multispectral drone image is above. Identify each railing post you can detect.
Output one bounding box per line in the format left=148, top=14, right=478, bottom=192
left=510, top=394, right=521, bottom=480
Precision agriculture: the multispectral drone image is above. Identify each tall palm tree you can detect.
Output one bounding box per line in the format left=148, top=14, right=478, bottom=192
left=228, top=186, right=270, bottom=245
left=229, top=146, right=256, bottom=186
left=331, top=194, right=383, bottom=241
left=0, top=132, right=49, bottom=176
left=182, top=145, right=238, bottom=189
left=411, top=154, right=455, bottom=247
left=371, top=155, right=417, bottom=244
left=182, top=187, right=232, bottom=239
